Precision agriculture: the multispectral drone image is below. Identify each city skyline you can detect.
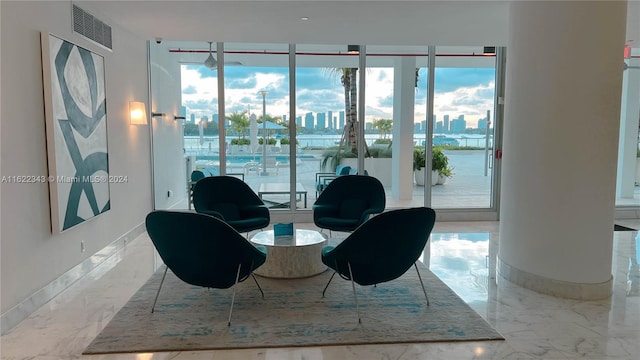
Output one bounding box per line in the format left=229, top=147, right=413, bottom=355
left=181, top=66, right=496, bottom=129
left=187, top=109, right=491, bottom=133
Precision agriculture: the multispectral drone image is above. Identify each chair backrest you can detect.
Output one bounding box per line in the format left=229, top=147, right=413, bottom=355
left=335, top=164, right=351, bottom=175
left=323, top=207, right=436, bottom=286
left=193, top=175, right=264, bottom=217
left=145, top=210, right=266, bottom=289
left=191, top=166, right=220, bottom=182
left=315, top=175, right=386, bottom=216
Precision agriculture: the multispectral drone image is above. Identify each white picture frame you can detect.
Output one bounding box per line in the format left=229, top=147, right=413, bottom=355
left=41, top=32, right=110, bottom=233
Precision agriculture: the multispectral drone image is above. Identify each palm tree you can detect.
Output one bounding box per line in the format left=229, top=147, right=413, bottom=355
left=372, top=118, right=393, bottom=140
left=226, top=110, right=250, bottom=139
left=324, top=67, right=368, bottom=155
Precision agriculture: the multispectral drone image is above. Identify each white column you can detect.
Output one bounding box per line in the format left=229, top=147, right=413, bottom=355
left=499, top=1, right=627, bottom=299
left=392, top=56, right=416, bottom=200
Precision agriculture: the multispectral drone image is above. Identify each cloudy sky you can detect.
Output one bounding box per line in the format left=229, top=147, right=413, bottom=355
left=181, top=66, right=496, bottom=128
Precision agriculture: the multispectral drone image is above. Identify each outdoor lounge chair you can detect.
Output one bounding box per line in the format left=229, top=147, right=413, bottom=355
left=145, top=210, right=267, bottom=325
left=320, top=207, right=437, bottom=323
left=314, top=164, right=352, bottom=197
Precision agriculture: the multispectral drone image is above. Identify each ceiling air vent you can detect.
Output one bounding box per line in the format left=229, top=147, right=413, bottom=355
left=72, top=4, right=112, bottom=50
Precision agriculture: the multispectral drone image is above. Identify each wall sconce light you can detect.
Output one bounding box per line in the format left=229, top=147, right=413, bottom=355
left=347, top=45, right=360, bottom=54
left=129, top=101, right=147, bottom=125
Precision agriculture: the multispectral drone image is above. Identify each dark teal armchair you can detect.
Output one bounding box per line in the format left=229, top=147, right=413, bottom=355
left=145, top=210, right=267, bottom=325
left=312, top=175, right=385, bottom=234
left=321, top=207, right=436, bottom=323
left=193, top=175, right=270, bottom=234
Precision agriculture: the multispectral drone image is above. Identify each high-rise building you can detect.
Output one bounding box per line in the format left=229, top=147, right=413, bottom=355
left=443, top=115, right=450, bottom=132
left=339, top=111, right=345, bottom=130
left=190, top=113, right=196, bottom=124
left=296, top=116, right=302, bottom=127
left=450, top=118, right=467, bottom=133
left=327, top=111, right=333, bottom=130
left=304, top=112, right=314, bottom=129
left=316, top=112, right=326, bottom=130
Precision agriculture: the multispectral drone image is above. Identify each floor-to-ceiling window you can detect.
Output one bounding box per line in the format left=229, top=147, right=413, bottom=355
left=616, top=48, right=640, bottom=209
left=220, top=43, right=293, bottom=209
left=151, top=42, right=506, bottom=220
left=295, top=44, right=359, bottom=208
left=180, top=43, right=219, bottom=179
left=430, top=46, right=498, bottom=210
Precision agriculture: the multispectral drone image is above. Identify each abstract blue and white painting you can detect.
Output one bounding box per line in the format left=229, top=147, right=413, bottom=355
left=41, top=33, right=110, bottom=233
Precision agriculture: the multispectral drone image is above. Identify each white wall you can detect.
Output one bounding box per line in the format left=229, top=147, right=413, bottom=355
left=0, top=0, right=152, bottom=321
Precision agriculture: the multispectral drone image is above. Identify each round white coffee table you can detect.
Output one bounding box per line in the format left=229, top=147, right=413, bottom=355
left=250, top=229, right=327, bottom=278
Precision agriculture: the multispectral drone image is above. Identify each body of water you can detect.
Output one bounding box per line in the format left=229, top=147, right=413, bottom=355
left=184, top=133, right=493, bottom=153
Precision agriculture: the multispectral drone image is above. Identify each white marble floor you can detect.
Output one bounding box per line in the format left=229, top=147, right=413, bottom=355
left=1, top=221, right=639, bottom=360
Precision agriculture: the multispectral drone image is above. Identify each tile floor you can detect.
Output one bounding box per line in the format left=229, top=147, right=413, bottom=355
left=1, top=220, right=639, bottom=360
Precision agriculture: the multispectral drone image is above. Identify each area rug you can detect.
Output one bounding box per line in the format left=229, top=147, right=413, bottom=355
left=84, top=264, right=503, bottom=354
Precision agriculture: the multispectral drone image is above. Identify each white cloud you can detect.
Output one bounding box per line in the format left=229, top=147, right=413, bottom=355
left=181, top=66, right=495, bottom=129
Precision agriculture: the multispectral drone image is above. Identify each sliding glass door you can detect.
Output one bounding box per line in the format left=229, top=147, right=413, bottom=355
left=430, top=47, right=499, bottom=210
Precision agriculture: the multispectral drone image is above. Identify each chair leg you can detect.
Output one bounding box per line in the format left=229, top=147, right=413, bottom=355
left=414, top=262, right=430, bottom=306
left=347, top=262, right=361, bottom=323
left=322, top=271, right=337, bottom=297
left=228, top=264, right=242, bottom=326
left=251, top=273, right=264, bottom=299
left=151, top=265, right=169, bottom=313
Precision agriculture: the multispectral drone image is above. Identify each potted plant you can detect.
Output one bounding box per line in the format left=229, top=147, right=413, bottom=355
left=432, top=147, right=453, bottom=185
left=320, top=148, right=356, bottom=172
left=258, top=137, right=277, bottom=145
left=230, top=138, right=251, bottom=146
left=414, top=147, right=453, bottom=186
left=413, top=147, right=432, bottom=186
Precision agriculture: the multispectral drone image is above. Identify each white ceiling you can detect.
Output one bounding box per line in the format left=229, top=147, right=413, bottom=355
left=77, top=1, right=511, bottom=46
left=78, top=0, right=639, bottom=56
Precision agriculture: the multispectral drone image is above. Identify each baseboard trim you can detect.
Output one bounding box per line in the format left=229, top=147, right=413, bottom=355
left=0, top=223, right=146, bottom=335
left=497, top=257, right=612, bottom=300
